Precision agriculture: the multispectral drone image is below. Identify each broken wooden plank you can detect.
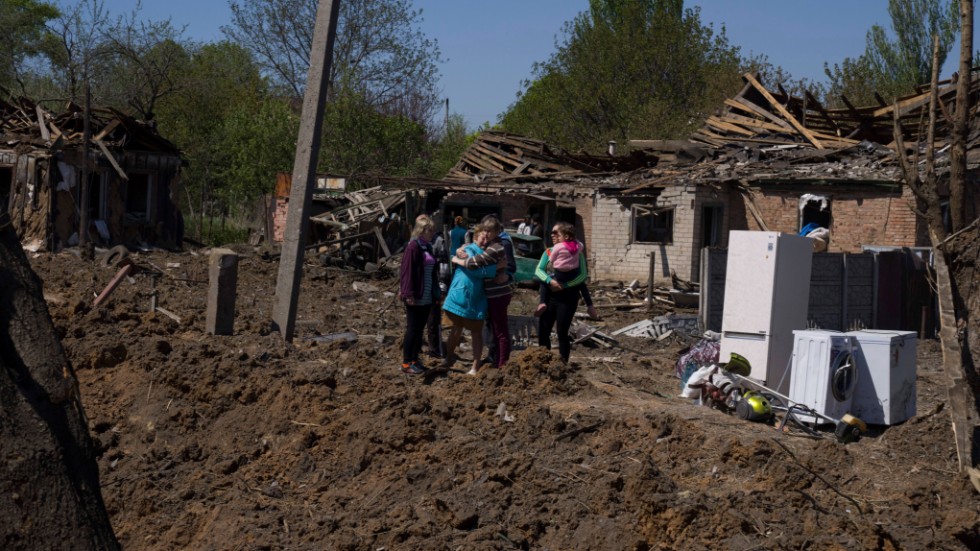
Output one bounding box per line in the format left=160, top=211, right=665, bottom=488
left=511, top=160, right=532, bottom=174
left=302, top=229, right=374, bottom=250
left=739, top=186, right=770, bottom=231
left=155, top=306, right=181, bottom=323
left=373, top=226, right=391, bottom=258
left=725, top=98, right=793, bottom=130
left=94, top=139, right=128, bottom=180
left=805, top=91, right=843, bottom=135
left=743, top=73, right=824, bottom=149
left=717, top=113, right=791, bottom=133
left=705, top=116, right=756, bottom=136
left=472, top=141, right=525, bottom=169
left=93, top=118, right=121, bottom=142
left=35, top=105, right=50, bottom=141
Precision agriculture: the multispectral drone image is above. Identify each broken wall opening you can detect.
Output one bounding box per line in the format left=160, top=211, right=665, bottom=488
left=800, top=194, right=831, bottom=231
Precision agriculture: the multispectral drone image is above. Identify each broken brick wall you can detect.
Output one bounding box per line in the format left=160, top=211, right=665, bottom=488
left=741, top=183, right=924, bottom=251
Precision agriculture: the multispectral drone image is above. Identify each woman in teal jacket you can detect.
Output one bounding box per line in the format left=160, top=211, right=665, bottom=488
left=442, top=228, right=496, bottom=374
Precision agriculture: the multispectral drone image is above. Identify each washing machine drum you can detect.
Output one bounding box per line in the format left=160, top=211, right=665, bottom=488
left=830, top=350, right=857, bottom=401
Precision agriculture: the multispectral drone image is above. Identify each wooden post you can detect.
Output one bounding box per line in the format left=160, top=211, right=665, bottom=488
left=647, top=251, right=656, bottom=312
left=272, top=0, right=341, bottom=341
left=206, top=248, right=238, bottom=336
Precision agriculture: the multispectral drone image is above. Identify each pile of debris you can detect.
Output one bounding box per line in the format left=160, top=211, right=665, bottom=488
left=587, top=271, right=700, bottom=311
left=0, top=94, right=178, bottom=156
left=304, top=186, right=412, bottom=271
left=445, top=131, right=599, bottom=181
left=685, top=72, right=980, bottom=150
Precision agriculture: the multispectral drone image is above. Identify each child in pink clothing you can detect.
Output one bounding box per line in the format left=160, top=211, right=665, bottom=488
left=549, top=239, right=582, bottom=274
left=534, top=237, right=594, bottom=317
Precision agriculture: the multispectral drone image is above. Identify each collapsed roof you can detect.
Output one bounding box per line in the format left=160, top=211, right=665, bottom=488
left=421, top=71, right=980, bottom=196
left=0, top=94, right=180, bottom=156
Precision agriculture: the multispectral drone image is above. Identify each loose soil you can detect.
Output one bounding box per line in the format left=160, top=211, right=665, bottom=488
left=28, top=246, right=980, bottom=550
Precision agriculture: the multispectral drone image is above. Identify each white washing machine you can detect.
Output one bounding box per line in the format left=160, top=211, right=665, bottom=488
left=788, top=330, right=858, bottom=425
left=845, top=330, right=917, bottom=425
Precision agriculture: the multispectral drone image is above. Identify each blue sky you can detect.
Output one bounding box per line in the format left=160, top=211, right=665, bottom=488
left=72, top=1, right=968, bottom=129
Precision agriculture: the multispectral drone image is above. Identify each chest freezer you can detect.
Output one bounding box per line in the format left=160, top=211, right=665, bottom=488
left=845, top=330, right=917, bottom=425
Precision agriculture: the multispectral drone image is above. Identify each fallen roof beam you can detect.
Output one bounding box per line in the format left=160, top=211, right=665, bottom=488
left=743, top=73, right=825, bottom=149
left=805, top=91, right=842, bottom=135
left=35, top=105, right=50, bottom=141
left=725, top=98, right=793, bottom=130
left=94, top=139, right=128, bottom=180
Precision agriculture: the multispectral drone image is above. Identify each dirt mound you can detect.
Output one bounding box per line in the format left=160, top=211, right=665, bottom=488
left=24, top=248, right=980, bottom=549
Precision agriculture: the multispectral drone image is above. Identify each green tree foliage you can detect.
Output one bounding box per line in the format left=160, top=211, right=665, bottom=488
left=429, top=113, right=470, bottom=179
left=499, top=0, right=744, bottom=152
left=10, top=0, right=462, bottom=241
left=0, top=0, right=59, bottom=90
left=224, top=0, right=442, bottom=124
left=214, top=97, right=298, bottom=204
left=32, top=0, right=112, bottom=104
left=154, top=41, right=275, bottom=215
left=100, top=15, right=192, bottom=119
left=824, top=0, right=960, bottom=105
left=222, top=0, right=451, bottom=195
left=26, top=0, right=193, bottom=118
left=318, top=89, right=429, bottom=185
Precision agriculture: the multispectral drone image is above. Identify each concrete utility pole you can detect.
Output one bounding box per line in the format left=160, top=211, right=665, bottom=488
left=80, top=79, right=91, bottom=246
left=272, top=0, right=342, bottom=341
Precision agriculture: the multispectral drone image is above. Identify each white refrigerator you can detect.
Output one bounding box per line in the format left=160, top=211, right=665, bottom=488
left=720, top=231, right=813, bottom=395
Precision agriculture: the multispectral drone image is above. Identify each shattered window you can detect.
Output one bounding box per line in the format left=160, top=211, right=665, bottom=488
left=631, top=205, right=674, bottom=244
left=799, top=194, right=831, bottom=232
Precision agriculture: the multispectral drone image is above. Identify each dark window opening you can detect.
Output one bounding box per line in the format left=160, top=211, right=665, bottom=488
left=126, top=173, right=151, bottom=222
left=701, top=205, right=723, bottom=247
left=632, top=205, right=674, bottom=244
left=75, top=172, right=104, bottom=219
left=443, top=203, right=501, bottom=227
left=800, top=197, right=831, bottom=232
left=0, top=166, right=12, bottom=215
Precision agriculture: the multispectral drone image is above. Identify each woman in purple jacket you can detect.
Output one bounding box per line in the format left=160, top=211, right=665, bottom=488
left=398, top=215, right=441, bottom=375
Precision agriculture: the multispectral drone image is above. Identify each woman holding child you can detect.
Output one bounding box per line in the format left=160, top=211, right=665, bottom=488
left=534, top=222, right=598, bottom=363
left=452, top=216, right=514, bottom=369
left=442, top=225, right=496, bottom=375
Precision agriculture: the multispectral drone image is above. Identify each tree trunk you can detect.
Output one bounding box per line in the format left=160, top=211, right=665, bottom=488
left=932, top=231, right=980, bottom=479
left=950, top=0, right=973, bottom=232
left=0, top=223, right=119, bottom=550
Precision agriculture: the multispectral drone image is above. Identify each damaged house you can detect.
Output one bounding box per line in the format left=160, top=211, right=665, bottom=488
left=415, top=73, right=980, bottom=289
left=1, top=95, right=184, bottom=251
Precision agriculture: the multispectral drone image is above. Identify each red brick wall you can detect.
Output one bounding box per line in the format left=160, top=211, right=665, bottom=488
left=273, top=197, right=289, bottom=242
left=743, top=184, right=925, bottom=251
